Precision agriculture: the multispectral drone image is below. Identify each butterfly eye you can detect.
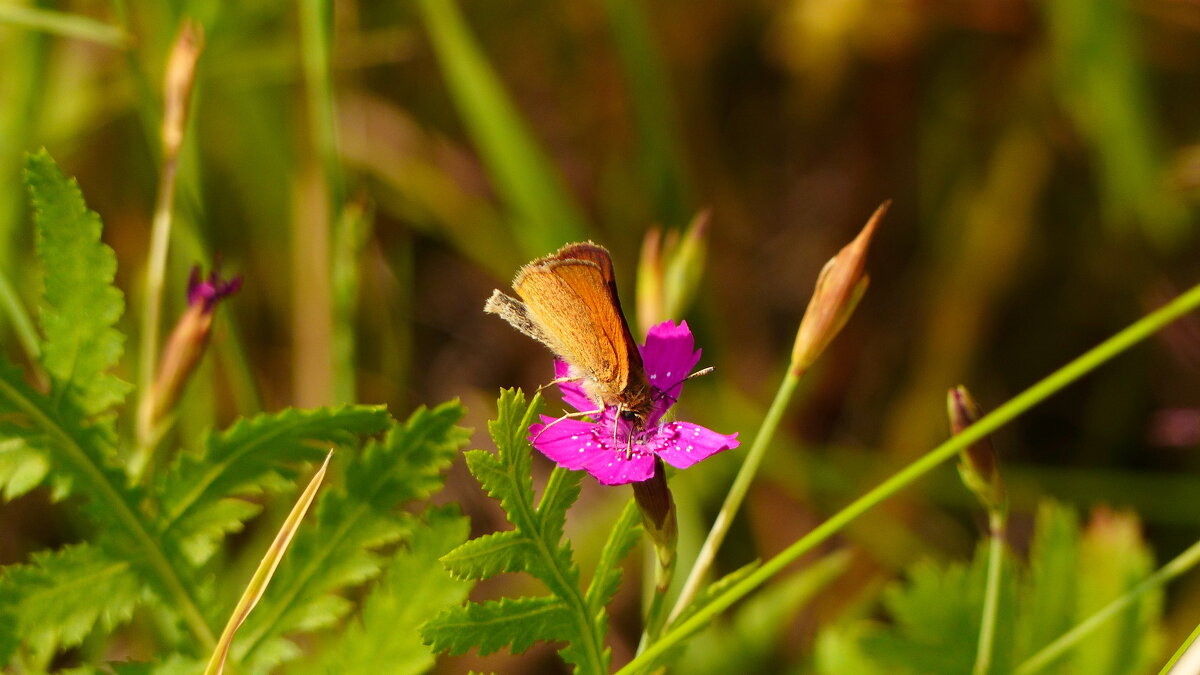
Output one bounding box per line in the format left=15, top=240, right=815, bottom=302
left=619, top=409, right=640, bottom=422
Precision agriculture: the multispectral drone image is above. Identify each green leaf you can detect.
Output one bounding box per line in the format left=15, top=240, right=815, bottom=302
left=415, top=0, right=588, bottom=259
left=155, top=405, right=391, bottom=566
left=441, top=529, right=535, bottom=580
left=422, top=596, right=575, bottom=657
left=0, top=359, right=216, bottom=650
left=291, top=506, right=472, bottom=675
left=25, top=149, right=130, bottom=415
left=233, top=401, right=467, bottom=671
left=0, top=543, right=143, bottom=663
left=1019, top=502, right=1079, bottom=658
left=426, top=390, right=621, bottom=675
left=862, top=547, right=1018, bottom=675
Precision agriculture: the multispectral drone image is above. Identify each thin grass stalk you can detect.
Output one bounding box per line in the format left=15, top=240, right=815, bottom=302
left=975, top=509, right=1007, bottom=675
left=619, top=280, right=1200, bottom=675
left=1016, top=536, right=1200, bottom=674
left=668, top=370, right=800, bottom=624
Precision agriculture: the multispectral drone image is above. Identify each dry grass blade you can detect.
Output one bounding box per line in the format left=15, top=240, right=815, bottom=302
left=203, top=451, right=334, bottom=675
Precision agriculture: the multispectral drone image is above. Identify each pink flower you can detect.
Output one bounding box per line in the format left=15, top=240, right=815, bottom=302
left=529, top=320, right=739, bottom=486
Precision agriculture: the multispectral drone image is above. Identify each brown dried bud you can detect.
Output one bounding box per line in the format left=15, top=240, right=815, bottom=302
left=947, top=385, right=1005, bottom=510
left=163, top=20, right=204, bottom=161
left=790, top=201, right=888, bottom=376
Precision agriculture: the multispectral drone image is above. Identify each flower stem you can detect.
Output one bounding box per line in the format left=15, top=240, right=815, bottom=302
left=668, top=369, right=800, bottom=624
left=975, top=508, right=1006, bottom=675
left=1016, top=535, right=1200, bottom=674
left=618, top=280, right=1200, bottom=675
left=638, top=549, right=675, bottom=652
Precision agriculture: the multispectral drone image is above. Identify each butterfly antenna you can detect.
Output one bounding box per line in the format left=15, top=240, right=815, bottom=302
left=651, top=366, right=715, bottom=405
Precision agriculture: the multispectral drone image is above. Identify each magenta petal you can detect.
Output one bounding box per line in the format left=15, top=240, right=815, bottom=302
left=552, top=360, right=595, bottom=414
left=529, top=415, right=654, bottom=485
left=529, top=417, right=611, bottom=471
left=649, top=422, right=739, bottom=470
left=641, top=321, right=702, bottom=409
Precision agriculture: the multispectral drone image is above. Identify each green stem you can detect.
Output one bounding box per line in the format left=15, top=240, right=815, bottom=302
left=134, top=153, right=180, bottom=464
left=668, top=370, right=800, bottom=623
left=619, top=280, right=1200, bottom=675
left=1159, top=620, right=1200, bottom=675
left=638, top=543, right=675, bottom=652
left=975, top=508, right=1007, bottom=675
left=1016, top=536, right=1200, bottom=674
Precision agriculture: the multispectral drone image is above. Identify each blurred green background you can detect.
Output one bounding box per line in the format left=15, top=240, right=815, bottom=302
left=2, top=0, right=1200, bottom=671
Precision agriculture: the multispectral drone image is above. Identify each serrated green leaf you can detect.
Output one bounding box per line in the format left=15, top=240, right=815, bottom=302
left=864, top=545, right=1018, bottom=675
left=422, top=596, right=575, bottom=657
left=155, top=405, right=391, bottom=565
left=292, top=506, right=472, bottom=675
left=233, top=401, right=467, bottom=671
left=0, top=543, right=143, bottom=663
left=0, top=359, right=215, bottom=649
left=1019, top=501, right=1079, bottom=659
left=25, top=149, right=130, bottom=415
left=538, top=467, right=583, bottom=547
left=441, top=529, right=535, bottom=580
left=430, top=390, right=611, bottom=675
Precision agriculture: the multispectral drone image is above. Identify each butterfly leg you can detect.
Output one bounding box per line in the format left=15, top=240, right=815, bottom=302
left=532, top=408, right=604, bottom=441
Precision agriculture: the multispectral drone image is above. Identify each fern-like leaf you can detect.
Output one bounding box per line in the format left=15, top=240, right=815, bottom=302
left=0, top=543, right=143, bottom=664
left=425, top=390, right=629, bottom=675
left=440, top=529, right=535, bottom=579
left=232, top=401, right=467, bottom=671
left=154, top=405, right=391, bottom=566
left=290, top=506, right=473, bottom=675
left=0, top=360, right=216, bottom=652
left=423, top=596, right=575, bottom=656
left=25, top=149, right=130, bottom=415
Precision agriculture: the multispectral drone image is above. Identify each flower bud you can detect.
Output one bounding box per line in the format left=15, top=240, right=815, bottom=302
left=790, top=200, right=888, bottom=376
left=162, top=20, right=204, bottom=162
left=947, top=385, right=1005, bottom=510
left=139, top=266, right=241, bottom=440
left=636, top=210, right=709, bottom=335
